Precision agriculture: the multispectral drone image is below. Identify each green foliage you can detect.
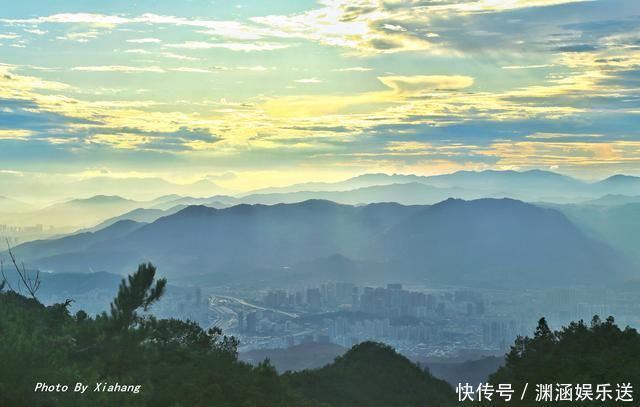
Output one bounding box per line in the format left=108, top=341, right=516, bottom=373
left=108, top=262, right=166, bottom=330
left=284, top=341, right=455, bottom=407
left=0, top=263, right=454, bottom=406
left=488, top=315, right=640, bottom=406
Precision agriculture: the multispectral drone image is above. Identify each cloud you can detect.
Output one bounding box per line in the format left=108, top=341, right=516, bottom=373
left=502, top=64, right=556, bottom=70
left=165, top=41, right=288, bottom=51
left=123, top=49, right=151, bottom=54
left=480, top=140, right=640, bottom=166
left=332, top=67, right=373, bottom=72
left=4, top=13, right=130, bottom=26
left=2, top=13, right=290, bottom=42
left=294, top=78, right=323, bottom=84
left=71, top=65, right=165, bottom=73
left=160, top=52, right=199, bottom=61
left=379, top=75, right=474, bottom=94
left=0, top=129, right=34, bottom=140
left=126, top=38, right=162, bottom=43
left=236, top=65, right=272, bottom=71
left=526, top=132, right=604, bottom=139
left=169, top=67, right=212, bottom=73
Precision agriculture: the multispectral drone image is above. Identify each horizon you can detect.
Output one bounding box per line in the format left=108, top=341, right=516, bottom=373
left=1, top=167, right=639, bottom=205
left=1, top=0, right=640, bottom=202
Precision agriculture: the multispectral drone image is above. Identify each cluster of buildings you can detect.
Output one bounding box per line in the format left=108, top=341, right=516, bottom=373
left=0, top=223, right=47, bottom=245
left=227, top=283, right=526, bottom=356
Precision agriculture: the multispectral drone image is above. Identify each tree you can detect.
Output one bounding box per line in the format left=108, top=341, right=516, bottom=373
left=108, top=262, right=166, bottom=330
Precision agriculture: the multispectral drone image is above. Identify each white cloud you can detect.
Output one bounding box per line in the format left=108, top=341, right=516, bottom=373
left=378, top=75, right=474, bottom=94
left=160, top=52, right=199, bottom=61
left=294, top=78, right=323, bottom=83
left=169, top=67, right=212, bottom=73
left=165, top=41, right=288, bottom=52
left=332, top=67, right=372, bottom=72
left=71, top=65, right=165, bottom=73
left=0, top=129, right=34, bottom=140
left=24, top=28, right=48, bottom=35
left=124, top=49, right=151, bottom=54
left=126, top=38, right=162, bottom=43
left=236, top=65, right=272, bottom=71
left=526, top=132, right=604, bottom=139
left=502, top=64, right=556, bottom=70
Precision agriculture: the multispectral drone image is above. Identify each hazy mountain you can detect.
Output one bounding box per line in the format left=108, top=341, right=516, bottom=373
left=11, top=199, right=630, bottom=288
left=0, top=196, right=34, bottom=213
left=3, top=195, right=145, bottom=230
left=375, top=198, right=629, bottom=287
left=0, top=192, right=236, bottom=232
left=10, top=219, right=145, bottom=262
left=583, top=194, right=640, bottom=206
left=243, top=170, right=596, bottom=204
left=0, top=170, right=229, bottom=203
left=242, top=342, right=504, bottom=387
left=242, top=183, right=475, bottom=205
left=150, top=196, right=237, bottom=210
left=553, top=202, right=640, bottom=267
left=593, top=174, right=640, bottom=195
left=241, top=342, right=348, bottom=373
left=242, top=173, right=422, bottom=195
left=88, top=206, right=186, bottom=232
left=422, top=357, right=505, bottom=388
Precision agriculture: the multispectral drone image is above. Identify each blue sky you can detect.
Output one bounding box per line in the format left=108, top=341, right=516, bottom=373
left=1, top=0, right=640, bottom=197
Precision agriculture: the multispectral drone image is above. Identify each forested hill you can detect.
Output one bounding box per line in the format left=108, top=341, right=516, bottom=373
left=284, top=341, right=455, bottom=407
left=487, top=317, right=640, bottom=406
left=0, top=263, right=454, bottom=407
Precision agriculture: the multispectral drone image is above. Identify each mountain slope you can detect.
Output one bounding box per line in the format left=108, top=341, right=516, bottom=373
left=13, top=199, right=630, bottom=287
left=9, top=220, right=145, bottom=262
left=242, top=182, right=475, bottom=205
left=244, top=170, right=593, bottom=202
left=284, top=342, right=454, bottom=407
left=374, top=198, right=630, bottom=287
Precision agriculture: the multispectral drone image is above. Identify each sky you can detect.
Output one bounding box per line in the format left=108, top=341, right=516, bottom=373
left=1, top=0, right=640, bottom=200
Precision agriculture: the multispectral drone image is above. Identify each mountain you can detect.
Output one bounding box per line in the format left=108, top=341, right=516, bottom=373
left=7, top=195, right=144, bottom=230
left=11, top=199, right=630, bottom=288
left=244, top=170, right=593, bottom=203
left=150, top=195, right=237, bottom=210
left=593, top=174, right=640, bottom=195
left=375, top=198, right=629, bottom=287
left=490, top=317, right=640, bottom=405
left=83, top=201, right=419, bottom=276
left=241, top=342, right=504, bottom=388
left=241, top=342, right=348, bottom=373
left=242, top=183, right=475, bottom=205
left=584, top=194, right=640, bottom=206
left=64, top=176, right=229, bottom=201
left=9, top=219, right=145, bottom=263
left=88, top=206, right=185, bottom=232
left=242, top=173, right=422, bottom=195
left=421, top=356, right=505, bottom=387
left=0, top=196, right=34, bottom=213
left=553, top=202, right=640, bottom=267
left=284, top=342, right=455, bottom=407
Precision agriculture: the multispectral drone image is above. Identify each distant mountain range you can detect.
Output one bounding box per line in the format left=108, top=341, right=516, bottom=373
left=5, top=169, right=640, bottom=232
left=9, top=198, right=631, bottom=289
left=0, top=195, right=34, bottom=213
left=241, top=170, right=640, bottom=204
left=549, top=202, right=640, bottom=267
left=0, top=194, right=231, bottom=231
left=241, top=342, right=504, bottom=387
